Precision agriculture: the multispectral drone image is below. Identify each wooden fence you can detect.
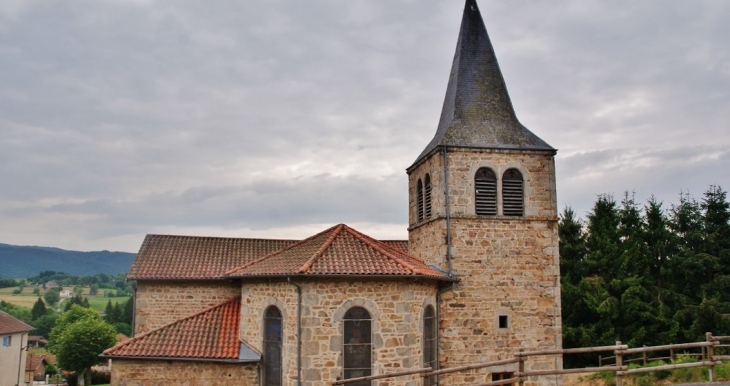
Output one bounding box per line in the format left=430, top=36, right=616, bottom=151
left=331, top=332, right=730, bottom=386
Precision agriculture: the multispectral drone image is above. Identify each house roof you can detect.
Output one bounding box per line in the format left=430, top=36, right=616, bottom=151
left=28, top=336, right=48, bottom=343
left=410, top=0, right=554, bottom=170
left=103, top=297, right=259, bottom=362
left=380, top=240, right=409, bottom=252
left=128, top=234, right=409, bottom=281
left=0, top=310, right=34, bottom=335
left=26, top=353, right=55, bottom=371
left=225, top=224, right=452, bottom=281
left=128, top=235, right=298, bottom=280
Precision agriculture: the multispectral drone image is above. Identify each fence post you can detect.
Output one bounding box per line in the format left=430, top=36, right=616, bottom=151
left=518, top=348, right=525, bottom=386
left=598, top=355, right=602, bottom=367
left=707, top=332, right=716, bottom=382
left=670, top=346, right=674, bottom=362
left=642, top=346, right=647, bottom=365
left=615, top=341, right=623, bottom=386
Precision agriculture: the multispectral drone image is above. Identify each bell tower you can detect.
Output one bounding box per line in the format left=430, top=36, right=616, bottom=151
left=407, top=1, right=562, bottom=384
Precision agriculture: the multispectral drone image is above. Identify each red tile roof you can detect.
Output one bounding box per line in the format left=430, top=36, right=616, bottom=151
left=128, top=235, right=298, bottom=280
left=0, top=311, right=34, bottom=335
left=103, top=297, right=255, bottom=362
left=380, top=240, right=408, bottom=253
left=26, top=353, right=55, bottom=371
left=225, top=224, right=451, bottom=280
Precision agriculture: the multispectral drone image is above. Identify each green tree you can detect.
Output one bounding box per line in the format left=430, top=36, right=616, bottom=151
left=123, top=297, right=134, bottom=325
left=89, top=284, right=99, bottom=296
left=54, top=318, right=117, bottom=386
left=113, top=322, right=132, bottom=336
left=63, top=294, right=89, bottom=311
left=43, top=289, right=60, bottom=305
left=559, top=207, right=586, bottom=285
left=585, top=194, right=621, bottom=282
left=31, top=297, right=47, bottom=321
left=642, top=197, right=676, bottom=289
left=30, top=313, right=58, bottom=338
left=48, top=305, right=99, bottom=351
left=701, top=185, right=730, bottom=267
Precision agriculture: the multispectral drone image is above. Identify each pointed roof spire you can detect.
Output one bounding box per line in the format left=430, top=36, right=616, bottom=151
left=410, top=0, right=554, bottom=169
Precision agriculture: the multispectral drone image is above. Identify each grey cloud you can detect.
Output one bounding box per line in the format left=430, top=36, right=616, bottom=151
left=1, top=1, right=728, bottom=251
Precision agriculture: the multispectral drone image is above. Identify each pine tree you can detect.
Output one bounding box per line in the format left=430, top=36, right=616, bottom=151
left=585, top=194, right=621, bottom=282
left=702, top=185, right=730, bottom=266
left=559, top=207, right=586, bottom=285
left=31, top=297, right=47, bottom=321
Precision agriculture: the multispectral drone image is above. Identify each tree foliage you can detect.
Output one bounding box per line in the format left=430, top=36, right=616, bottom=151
left=54, top=318, right=117, bottom=384
left=31, top=297, right=47, bottom=320
left=561, top=186, right=730, bottom=367
left=49, top=305, right=117, bottom=386
left=43, top=288, right=60, bottom=305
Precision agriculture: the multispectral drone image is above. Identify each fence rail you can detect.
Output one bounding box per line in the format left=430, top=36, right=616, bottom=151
left=330, top=332, right=730, bottom=385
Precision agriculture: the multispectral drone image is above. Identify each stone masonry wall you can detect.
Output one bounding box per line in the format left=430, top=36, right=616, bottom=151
left=134, top=280, right=239, bottom=335
left=240, top=279, right=438, bottom=386
left=110, top=359, right=257, bottom=386
left=408, top=149, right=562, bottom=386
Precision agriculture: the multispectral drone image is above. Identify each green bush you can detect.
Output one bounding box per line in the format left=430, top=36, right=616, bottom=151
left=716, top=361, right=730, bottom=380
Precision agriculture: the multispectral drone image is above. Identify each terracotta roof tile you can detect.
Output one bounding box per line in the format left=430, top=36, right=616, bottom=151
left=225, top=224, right=451, bottom=281
left=380, top=240, right=408, bottom=253
left=0, top=310, right=34, bottom=335
left=103, top=297, right=255, bottom=361
left=128, top=235, right=297, bottom=280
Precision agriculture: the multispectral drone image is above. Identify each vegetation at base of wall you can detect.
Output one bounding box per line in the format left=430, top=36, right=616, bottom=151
left=588, top=357, right=730, bottom=385
left=561, top=185, right=730, bottom=368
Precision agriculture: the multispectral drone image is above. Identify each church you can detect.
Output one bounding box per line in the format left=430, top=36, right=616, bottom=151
left=102, top=1, right=563, bottom=385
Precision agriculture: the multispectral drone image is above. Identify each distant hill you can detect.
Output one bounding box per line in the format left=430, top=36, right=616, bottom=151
left=0, top=243, right=136, bottom=278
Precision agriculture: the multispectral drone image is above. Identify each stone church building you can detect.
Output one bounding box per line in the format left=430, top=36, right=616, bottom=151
left=102, top=1, right=563, bottom=385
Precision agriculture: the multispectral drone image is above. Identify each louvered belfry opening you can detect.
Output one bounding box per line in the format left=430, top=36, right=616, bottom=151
left=424, top=174, right=432, bottom=219
left=475, top=168, right=497, bottom=215
left=502, top=169, right=524, bottom=216
left=417, top=179, right=424, bottom=222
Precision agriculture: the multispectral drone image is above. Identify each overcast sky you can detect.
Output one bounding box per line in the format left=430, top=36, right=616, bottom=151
left=1, top=0, right=728, bottom=253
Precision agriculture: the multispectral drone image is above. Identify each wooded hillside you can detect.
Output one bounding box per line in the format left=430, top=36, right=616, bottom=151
left=0, top=244, right=135, bottom=277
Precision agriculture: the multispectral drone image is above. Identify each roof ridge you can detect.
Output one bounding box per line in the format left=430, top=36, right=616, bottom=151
left=103, top=296, right=241, bottom=355
left=342, top=226, right=418, bottom=274
left=225, top=224, right=341, bottom=276
left=298, top=224, right=344, bottom=274
left=146, top=233, right=298, bottom=242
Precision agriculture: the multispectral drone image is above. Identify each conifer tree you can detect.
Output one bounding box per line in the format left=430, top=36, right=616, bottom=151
left=31, top=297, right=47, bottom=321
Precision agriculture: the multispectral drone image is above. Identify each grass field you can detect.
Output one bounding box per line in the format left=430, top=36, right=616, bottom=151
left=0, top=286, right=129, bottom=312
left=87, top=296, right=129, bottom=312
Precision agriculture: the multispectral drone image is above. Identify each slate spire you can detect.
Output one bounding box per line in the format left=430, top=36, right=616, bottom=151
left=411, top=0, right=554, bottom=168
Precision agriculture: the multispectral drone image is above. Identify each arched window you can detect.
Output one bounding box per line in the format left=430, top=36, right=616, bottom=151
left=475, top=168, right=497, bottom=215
left=263, top=306, right=283, bottom=386
left=343, top=307, right=372, bottom=384
left=423, top=306, right=438, bottom=386
left=424, top=174, right=432, bottom=219
left=417, top=179, right=424, bottom=222
left=502, top=169, right=524, bottom=216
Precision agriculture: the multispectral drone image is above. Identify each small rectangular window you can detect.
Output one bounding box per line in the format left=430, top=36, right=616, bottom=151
left=2, top=336, right=11, bottom=347
left=498, top=315, right=509, bottom=329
